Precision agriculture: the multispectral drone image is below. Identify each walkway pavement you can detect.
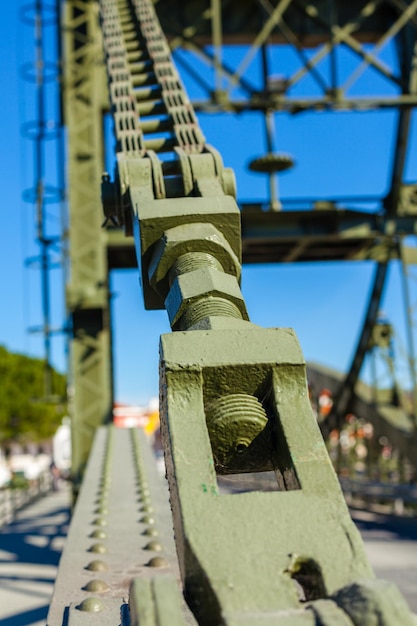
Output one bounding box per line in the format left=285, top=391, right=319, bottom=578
left=351, top=507, right=417, bottom=613
left=0, top=486, right=70, bottom=626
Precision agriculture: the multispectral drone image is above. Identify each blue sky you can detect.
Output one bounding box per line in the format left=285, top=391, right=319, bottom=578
left=1, top=3, right=416, bottom=406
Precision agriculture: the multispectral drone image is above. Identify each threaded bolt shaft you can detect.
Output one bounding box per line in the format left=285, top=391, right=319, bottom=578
left=205, top=393, right=269, bottom=471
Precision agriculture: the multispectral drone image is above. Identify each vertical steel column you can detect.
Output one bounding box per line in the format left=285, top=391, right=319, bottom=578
left=63, top=0, right=113, bottom=493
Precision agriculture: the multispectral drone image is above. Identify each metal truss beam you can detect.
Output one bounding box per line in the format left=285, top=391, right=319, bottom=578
left=164, top=0, right=417, bottom=115
left=106, top=202, right=417, bottom=268
left=326, top=260, right=390, bottom=429
left=63, top=0, right=113, bottom=493
left=385, top=25, right=417, bottom=216
left=307, top=362, right=417, bottom=466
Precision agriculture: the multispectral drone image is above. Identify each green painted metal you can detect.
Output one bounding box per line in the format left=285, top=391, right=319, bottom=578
left=159, top=327, right=413, bottom=625
left=156, top=0, right=413, bottom=46
left=95, top=0, right=416, bottom=622
left=128, top=190, right=241, bottom=310
left=129, top=576, right=188, bottom=626
left=47, top=426, right=193, bottom=625
left=63, top=0, right=113, bottom=493
left=329, top=261, right=390, bottom=430
left=36, top=0, right=417, bottom=621
left=165, top=0, right=417, bottom=116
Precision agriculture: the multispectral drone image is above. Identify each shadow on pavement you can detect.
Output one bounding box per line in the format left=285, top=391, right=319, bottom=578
left=0, top=605, right=50, bottom=626
left=351, top=507, right=417, bottom=541
left=0, top=490, right=70, bottom=626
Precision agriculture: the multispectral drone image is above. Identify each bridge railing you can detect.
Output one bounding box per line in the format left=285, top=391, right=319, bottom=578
left=0, top=470, right=53, bottom=528
left=218, top=472, right=417, bottom=516
left=340, top=478, right=417, bottom=515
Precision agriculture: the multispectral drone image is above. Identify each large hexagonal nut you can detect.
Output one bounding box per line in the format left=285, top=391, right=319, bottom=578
left=165, top=266, right=248, bottom=329
left=128, top=192, right=241, bottom=310
left=148, top=223, right=241, bottom=299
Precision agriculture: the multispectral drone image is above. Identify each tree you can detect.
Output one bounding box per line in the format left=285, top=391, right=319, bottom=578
left=0, top=346, right=67, bottom=444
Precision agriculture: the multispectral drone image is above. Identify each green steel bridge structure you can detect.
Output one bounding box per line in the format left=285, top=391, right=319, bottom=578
left=22, top=0, right=417, bottom=623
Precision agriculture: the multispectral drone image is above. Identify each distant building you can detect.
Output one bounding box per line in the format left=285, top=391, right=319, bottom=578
left=113, top=398, right=159, bottom=435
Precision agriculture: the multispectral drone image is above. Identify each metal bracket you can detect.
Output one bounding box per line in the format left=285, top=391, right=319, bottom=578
left=159, top=326, right=414, bottom=625
left=102, top=146, right=236, bottom=225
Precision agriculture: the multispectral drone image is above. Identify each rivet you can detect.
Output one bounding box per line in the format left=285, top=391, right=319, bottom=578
left=92, top=518, right=107, bottom=527
left=77, top=598, right=103, bottom=612
left=143, top=527, right=159, bottom=537
left=85, top=560, right=109, bottom=572
left=140, top=515, right=155, bottom=524
left=95, top=507, right=108, bottom=515
left=89, top=543, right=107, bottom=554
left=90, top=530, right=107, bottom=540
left=144, top=541, right=162, bottom=552
left=140, top=505, right=153, bottom=513
left=147, top=556, right=168, bottom=568
left=83, top=579, right=110, bottom=593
